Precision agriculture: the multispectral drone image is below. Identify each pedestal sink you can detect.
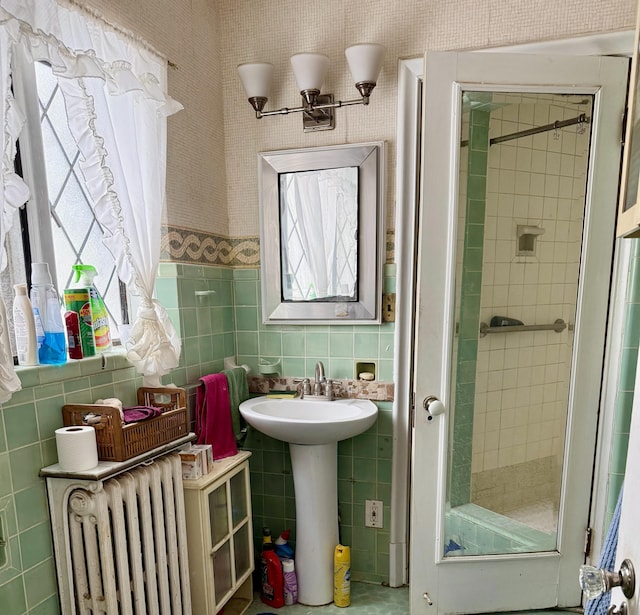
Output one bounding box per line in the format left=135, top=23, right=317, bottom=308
left=239, top=396, right=378, bottom=605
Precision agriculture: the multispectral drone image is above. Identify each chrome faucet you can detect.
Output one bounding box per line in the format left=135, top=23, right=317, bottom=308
left=294, top=361, right=335, bottom=400
left=314, top=361, right=325, bottom=395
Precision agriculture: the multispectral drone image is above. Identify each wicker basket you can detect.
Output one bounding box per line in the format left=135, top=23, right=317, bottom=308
left=62, top=387, right=188, bottom=462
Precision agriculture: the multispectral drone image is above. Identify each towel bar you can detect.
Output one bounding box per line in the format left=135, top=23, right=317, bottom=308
left=479, top=318, right=567, bottom=337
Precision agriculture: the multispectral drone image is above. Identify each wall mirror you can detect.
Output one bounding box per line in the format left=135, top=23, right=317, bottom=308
left=258, top=142, right=385, bottom=324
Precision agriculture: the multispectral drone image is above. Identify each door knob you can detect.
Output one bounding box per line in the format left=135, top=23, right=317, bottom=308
left=423, top=396, right=445, bottom=421
left=607, top=603, right=627, bottom=615
left=579, top=559, right=636, bottom=600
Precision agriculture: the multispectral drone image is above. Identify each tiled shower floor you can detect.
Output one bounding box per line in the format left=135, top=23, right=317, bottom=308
left=244, top=582, right=410, bottom=615
left=503, top=498, right=558, bottom=534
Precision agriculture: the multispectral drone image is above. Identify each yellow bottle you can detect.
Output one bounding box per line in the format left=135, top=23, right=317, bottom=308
left=334, top=544, right=351, bottom=607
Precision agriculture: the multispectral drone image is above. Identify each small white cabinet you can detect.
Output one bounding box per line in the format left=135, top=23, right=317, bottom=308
left=183, top=450, right=254, bottom=615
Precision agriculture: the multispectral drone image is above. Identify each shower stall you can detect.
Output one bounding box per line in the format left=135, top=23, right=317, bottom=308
left=445, top=91, right=593, bottom=556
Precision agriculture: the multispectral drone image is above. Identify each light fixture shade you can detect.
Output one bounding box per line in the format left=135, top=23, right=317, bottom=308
left=237, top=62, right=273, bottom=98
left=290, top=53, right=329, bottom=92
left=345, top=43, right=386, bottom=84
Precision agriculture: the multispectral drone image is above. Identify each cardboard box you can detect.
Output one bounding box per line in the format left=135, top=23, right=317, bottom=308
left=178, top=448, right=204, bottom=480
left=192, top=444, right=213, bottom=474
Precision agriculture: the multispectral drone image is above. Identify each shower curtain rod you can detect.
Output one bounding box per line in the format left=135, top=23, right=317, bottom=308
left=460, top=113, right=590, bottom=148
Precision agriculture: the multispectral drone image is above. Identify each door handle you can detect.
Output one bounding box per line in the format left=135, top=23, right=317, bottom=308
left=423, top=396, right=445, bottom=421
left=607, top=604, right=628, bottom=615
left=579, top=559, right=636, bottom=600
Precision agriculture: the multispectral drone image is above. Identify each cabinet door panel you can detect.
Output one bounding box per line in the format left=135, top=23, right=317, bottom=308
left=209, top=484, right=229, bottom=545
left=230, top=469, right=248, bottom=527
left=234, top=522, right=252, bottom=580
left=213, top=540, right=233, bottom=603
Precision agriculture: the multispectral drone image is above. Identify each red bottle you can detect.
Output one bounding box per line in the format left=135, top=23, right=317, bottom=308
left=260, top=529, right=284, bottom=608
left=64, top=311, right=83, bottom=359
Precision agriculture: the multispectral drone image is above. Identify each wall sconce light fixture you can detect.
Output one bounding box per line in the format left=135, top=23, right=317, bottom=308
left=237, top=43, right=385, bottom=132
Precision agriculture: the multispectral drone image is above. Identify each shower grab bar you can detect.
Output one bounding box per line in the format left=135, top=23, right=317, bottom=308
left=479, top=318, right=567, bottom=337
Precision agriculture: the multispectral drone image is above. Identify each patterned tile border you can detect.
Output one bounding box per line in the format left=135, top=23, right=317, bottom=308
left=161, top=225, right=395, bottom=267
left=161, top=225, right=260, bottom=267
left=248, top=375, right=394, bottom=402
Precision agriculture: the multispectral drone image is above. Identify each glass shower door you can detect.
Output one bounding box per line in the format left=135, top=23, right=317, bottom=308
left=444, top=91, right=592, bottom=558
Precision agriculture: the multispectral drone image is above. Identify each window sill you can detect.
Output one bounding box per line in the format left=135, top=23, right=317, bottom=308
left=15, top=347, right=131, bottom=387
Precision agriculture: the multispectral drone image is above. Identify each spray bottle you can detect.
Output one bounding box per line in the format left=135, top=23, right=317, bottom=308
left=72, top=265, right=111, bottom=352
left=334, top=544, right=351, bottom=607
left=260, top=527, right=284, bottom=608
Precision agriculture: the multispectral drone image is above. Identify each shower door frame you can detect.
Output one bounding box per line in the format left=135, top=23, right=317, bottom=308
left=407, top=51, right=628, bottom=614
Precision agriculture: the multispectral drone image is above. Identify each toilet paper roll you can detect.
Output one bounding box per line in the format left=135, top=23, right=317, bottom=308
left=55, top=426, right=99, bottom=472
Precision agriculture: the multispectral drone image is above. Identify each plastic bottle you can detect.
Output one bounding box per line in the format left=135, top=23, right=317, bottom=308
left=334, top=544, right=351, bottom=607
left=29, top=263, right=66, bottom=365
left=274, top=529, right=294, bottom=559
left=63, top=288, right=96, bottom=358
left=64, top=311, right=83, bottom=360
left=12, top=284, right=38, bottom=366
left=72, top=264, right=111, bottom=352
left=260, top=528, right=284, bottom=608
left=282, top=558, right=298, bottom=606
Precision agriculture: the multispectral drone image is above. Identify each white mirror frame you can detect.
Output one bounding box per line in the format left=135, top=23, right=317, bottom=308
left=259, top=141, right=385, bottom=324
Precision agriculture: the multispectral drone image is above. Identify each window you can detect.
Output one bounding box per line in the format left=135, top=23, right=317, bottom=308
left=4, top=51, right=128, bottom=352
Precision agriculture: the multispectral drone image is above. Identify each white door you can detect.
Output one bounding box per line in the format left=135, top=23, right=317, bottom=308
left=410, top=52, right=628, bottom=614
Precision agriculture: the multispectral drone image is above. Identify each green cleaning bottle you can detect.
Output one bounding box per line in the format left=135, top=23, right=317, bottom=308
left=72, top=264, right=111, bottom=352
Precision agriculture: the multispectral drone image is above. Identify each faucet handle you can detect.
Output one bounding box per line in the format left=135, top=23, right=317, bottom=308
left=326, top=379, right=334, bottom=401
left=292, top=377, right=311, bottom=396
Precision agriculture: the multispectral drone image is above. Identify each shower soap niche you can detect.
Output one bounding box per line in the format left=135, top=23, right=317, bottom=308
left=516, top=224, right=545, bottom=256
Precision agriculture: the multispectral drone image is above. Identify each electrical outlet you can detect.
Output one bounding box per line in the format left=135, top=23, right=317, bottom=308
left=365, top=499, right=383, bottom=528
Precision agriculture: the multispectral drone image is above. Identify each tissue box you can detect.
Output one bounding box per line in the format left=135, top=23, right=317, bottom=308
left=178, top=448, right=204, bottom=480
left=191, top=444, right=213, bottom=474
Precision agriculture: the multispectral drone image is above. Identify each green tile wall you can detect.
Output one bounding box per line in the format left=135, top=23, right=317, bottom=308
left=451, top=108, right=490, bottom=507
left=234, top=265, right=396, bottom=583
left=604, top=241, right=640, bottom=530
left=232, top=266, right=396, bottom=382
left=0, top=261, right=395, bottom=612
left=0, top=353, right=143, bottom=615
left=243, top=401, right=393, bottom=584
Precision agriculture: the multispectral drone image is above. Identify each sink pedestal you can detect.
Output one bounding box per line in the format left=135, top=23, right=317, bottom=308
left=289, top=442, right=339, bottom=606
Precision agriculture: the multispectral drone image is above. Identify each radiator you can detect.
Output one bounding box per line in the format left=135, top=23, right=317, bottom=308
left=63, top=454, right=192, bottom=615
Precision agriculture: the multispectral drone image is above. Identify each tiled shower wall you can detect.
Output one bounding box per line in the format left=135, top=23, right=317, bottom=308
left=471, top=95, right=591, bottom=488
left=450, top=107, right=489, bottom=507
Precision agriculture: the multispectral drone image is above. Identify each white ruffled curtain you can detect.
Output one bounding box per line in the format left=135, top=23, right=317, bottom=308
left=0, top=22, right=29, bottom=402
left=0, top=0, right=183, bottom=391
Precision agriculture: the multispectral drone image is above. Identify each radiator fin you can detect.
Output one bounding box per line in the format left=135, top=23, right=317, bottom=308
left=66, top=454, right=191, bottom=615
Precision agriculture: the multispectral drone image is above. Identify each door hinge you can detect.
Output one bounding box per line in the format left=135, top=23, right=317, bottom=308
left=584, top=527, right=593, bottom=557
left=621, top=106, right=628, bottom=147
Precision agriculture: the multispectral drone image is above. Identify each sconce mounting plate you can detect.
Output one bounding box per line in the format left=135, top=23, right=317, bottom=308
left=303, top=94, right=334, bottom=132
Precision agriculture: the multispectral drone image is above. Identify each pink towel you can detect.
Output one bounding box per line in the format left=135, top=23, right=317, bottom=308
left=195, top=373, right=237, bottom=460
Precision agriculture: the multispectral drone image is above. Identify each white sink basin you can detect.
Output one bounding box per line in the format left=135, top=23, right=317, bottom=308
left=239, top=396, right=378, bottom=445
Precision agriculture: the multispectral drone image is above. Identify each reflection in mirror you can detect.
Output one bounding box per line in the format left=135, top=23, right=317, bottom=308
left=445, top=90, right=593, bottom=558
left=280, top=167, right=358, bottom=302
left=259, top=142, right=384, bottom=324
